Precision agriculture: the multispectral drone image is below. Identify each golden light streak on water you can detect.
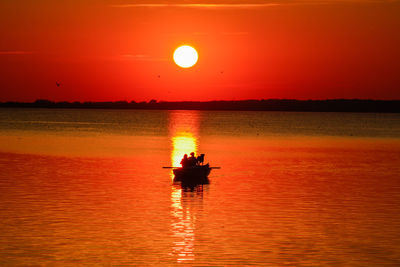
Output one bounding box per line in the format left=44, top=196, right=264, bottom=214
left=170, top=185, right=195, bottom=263
left=171, top=134, right=197, bottom=169
left=168, top=111, right=200, bottom=180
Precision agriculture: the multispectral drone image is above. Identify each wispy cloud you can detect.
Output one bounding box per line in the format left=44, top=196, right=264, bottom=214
left=110, top=3, right=279, bottom=9
left=192, top=31, right=249, bottom=36
left=0, top=51, right=34, bottom=55
left=120, top=54, right=168, bottom=61
left=222, top=31, right=249, bottom=35
left=110, top=0, right=398, bottom=9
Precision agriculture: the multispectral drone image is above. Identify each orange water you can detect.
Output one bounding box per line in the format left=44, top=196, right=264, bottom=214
left=0, top=109, right=400, bottom=265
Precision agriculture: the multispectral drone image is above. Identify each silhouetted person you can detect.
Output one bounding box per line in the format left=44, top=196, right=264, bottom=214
left=189, top=152, right=197, bottom=166
left=197, top=154, right=205, bottom=165
left=188, top=152, right=197, bottom=167
left=180, top=154, right=188, bottom=167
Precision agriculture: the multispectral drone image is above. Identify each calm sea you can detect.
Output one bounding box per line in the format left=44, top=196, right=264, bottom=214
left=1, top=108, right=400, bottom=266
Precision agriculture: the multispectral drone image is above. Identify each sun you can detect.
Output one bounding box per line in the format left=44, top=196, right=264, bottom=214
left=173, top=45, right=198, bottom=68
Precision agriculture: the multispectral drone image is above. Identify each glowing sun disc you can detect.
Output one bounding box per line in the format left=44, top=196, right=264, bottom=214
left=173, top=45, right=198, bottom=68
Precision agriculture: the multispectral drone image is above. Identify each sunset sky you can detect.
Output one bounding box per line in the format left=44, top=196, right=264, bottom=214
left=1, top=0, right=399, bottom=102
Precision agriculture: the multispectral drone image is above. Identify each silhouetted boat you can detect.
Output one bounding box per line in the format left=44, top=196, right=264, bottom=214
left=173, top=164, right=212, bottom=185
left=163, top=164, right=220, bottom=185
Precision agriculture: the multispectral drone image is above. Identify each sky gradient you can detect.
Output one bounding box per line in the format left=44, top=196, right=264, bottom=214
left=1, top=0, right=399, bottom=101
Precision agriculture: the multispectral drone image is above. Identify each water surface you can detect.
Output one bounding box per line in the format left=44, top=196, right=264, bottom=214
left=1, top=108, right=400, bottom=265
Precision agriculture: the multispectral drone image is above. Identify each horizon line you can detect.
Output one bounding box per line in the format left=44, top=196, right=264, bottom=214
left=2, top=98, right=400, bottom=103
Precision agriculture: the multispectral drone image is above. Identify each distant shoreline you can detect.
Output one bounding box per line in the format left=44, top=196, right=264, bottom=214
left=1, top=99, right=399, bottom=113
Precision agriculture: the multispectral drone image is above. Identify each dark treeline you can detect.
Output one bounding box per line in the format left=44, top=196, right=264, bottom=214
left=1, top=99, right=400, bottom=113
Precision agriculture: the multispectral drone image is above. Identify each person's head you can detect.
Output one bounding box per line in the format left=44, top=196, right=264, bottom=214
left=184, top=154, right=188, bottom=158
left=190, top=152, right=195, bottom=157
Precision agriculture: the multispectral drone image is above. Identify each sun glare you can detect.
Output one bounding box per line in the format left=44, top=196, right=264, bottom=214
left=173, top=45, right=198, bottom=68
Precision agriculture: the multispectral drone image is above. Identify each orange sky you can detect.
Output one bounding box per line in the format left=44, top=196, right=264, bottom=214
left=1, top=0, right=399, bottom=101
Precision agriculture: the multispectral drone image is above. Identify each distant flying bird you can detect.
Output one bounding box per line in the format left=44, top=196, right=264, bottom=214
left=157, top=75, right=161, bottom=78
left=56, top=82, right=61, bottom=87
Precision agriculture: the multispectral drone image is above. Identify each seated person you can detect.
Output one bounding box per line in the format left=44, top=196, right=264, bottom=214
left=197, top=154, right=205, bottom=165
left=180, top=154, right=188, bottom=167
left=188, top=152, right=197, bottom=167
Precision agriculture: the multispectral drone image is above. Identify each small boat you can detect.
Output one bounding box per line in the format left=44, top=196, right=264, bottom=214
left=163, top=153, right=220, bottom=186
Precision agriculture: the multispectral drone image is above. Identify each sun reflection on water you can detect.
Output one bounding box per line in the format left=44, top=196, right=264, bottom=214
left=171, top=135, right=197, bottom=169
left=169, top=111, right=200, bottom=263
left=169, top=111, right=200, bottom=179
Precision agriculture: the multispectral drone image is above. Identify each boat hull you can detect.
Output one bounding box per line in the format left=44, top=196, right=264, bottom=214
left=173, top=165, right=211, bottom=185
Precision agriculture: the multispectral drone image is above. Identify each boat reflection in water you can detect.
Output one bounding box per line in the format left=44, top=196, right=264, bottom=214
left=169, top=110, right=205, bottom=263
